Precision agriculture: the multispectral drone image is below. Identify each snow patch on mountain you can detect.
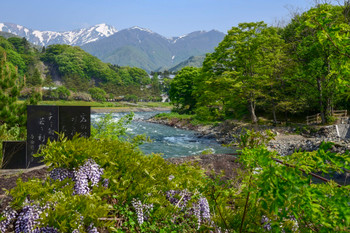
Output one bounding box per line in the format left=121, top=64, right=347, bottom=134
left=95, top=23, right=116, bottom=36
left=32, top=30, right=44, bottom=43
left=0, top=22, right=118, bottom=46
left=171, top=34, right=188, bottom=43
left=130, top=26, right=154, bottom=34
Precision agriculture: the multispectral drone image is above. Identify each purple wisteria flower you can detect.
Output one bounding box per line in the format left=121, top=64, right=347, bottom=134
left=0, top=207, right=17, bottom=233
left=131, top=199, right=154, bottom=225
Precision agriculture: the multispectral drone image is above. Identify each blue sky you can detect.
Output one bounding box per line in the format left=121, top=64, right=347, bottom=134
left=0, top=0, right=341, bottom=37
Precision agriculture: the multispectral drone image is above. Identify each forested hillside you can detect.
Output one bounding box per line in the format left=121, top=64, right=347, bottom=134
left=0, top=37, right=161, bottom=101
left=169, top=3, right=350, bottom=124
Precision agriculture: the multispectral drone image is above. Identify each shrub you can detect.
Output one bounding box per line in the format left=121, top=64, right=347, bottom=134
left=124, top=94, right=138, bottom=103
left=43, top=86, right=71, bottom=100
left=1, top=135, right=219, bottom=232
left=88, top=87, right=106, bottom=102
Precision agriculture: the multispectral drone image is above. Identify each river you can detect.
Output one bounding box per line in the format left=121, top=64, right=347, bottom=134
left=91, top=111, right=233, bottom=158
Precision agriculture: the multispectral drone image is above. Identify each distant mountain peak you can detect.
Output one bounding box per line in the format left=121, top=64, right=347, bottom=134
left=0, top=22, right=118, bottom=46
left=89, top=23, right=117, bottom=36
left=129, top=26, right=154, bottom=34
left=81, top=28, right=225, bottom=72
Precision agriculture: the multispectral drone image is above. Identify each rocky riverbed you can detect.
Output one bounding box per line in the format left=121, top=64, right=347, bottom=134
left=147, top=116, right=350, bottom=156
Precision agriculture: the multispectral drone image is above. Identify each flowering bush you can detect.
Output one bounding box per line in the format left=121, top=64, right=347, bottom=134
left=1, top=127, right=349, bottom=232
left=0, top=135, right=219, bottom=232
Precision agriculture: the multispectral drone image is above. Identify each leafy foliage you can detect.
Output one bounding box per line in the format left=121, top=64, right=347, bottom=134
left=169, top=67, right=200, bottom=114
left=88, top=87, right=106, bottom=102
left=169, top=3, right=350, bottom=124
left=0, top=53, right=39, bottom=129
left=91, top=113, right=134, bottom=141
left=2, top=119, right=349, bottom=232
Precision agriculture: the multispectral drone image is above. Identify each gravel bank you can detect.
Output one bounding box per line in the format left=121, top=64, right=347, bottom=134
left=147, top=117, right=350, bottom=156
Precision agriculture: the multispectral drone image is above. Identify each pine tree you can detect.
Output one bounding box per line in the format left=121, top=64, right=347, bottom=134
left=26, top=68, right=42, bottom=86
left=0, top=52, right=39, bottom=129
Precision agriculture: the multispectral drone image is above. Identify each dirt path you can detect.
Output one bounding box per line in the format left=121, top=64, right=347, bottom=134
left=0, top=166, right=48, bottom=212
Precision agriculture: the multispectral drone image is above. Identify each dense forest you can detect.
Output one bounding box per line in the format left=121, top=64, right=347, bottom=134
left=169, top=3, right=350, bottom=124
left=0, top=37, right=165, bottom=102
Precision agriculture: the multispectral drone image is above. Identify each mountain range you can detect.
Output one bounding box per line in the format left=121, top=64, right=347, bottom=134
left=0, top=23, right=225, bottom=72
left=0, top=22, right=117, bottom=46
left=81, top=27, right=225, bottom=71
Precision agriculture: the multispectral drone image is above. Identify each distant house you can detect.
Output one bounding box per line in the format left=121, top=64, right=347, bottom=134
left=42, top=87, right=57, bottom=90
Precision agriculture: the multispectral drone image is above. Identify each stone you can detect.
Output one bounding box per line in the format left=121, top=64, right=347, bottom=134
left=27, top=105, right=59, bottom=167
left=59, top=106, right=91, bottom=140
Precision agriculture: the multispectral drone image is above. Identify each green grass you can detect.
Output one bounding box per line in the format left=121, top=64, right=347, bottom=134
left=19, top=100, right=172, bottom=109
left=154, top=112, right=193, bottom=120
left=153, top=112, right=221, bottom=126
left=137, top=101, right=172, bottom=108
left=38, top=100, right=122, bottom=107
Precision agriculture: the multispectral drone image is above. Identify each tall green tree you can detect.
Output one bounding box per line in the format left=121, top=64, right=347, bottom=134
left=199, top=22, right=287, bottom=123
left=284, top=3, right=350, bottom=123
left=0, top=53, right=38, bottom=129
left=169, top=67, right=200, bottom=114
left=151, top=72, right=161, bottom=96
left=26, top=68, right=42, bottom=86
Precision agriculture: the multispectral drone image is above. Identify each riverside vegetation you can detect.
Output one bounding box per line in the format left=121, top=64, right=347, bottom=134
left=0, top=116, right=349, bottom=232
left=0, top=2, right=350, bottom=232
left=168, top=3, right=350, bottom=125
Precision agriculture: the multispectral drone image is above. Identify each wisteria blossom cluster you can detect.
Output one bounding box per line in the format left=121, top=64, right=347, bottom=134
left=131, top=199, right=154, bottom=225
left=261, top=215, right=272, bottom=231
left=32, top=227, right=59, bottom=233
left=0, top=198, right=101, bottom=233
left=192, top=197, right=211, bottom=229
left=15, top=204, right=42, bottom=233
left=49, top=159, right=104, bottom=195
left=0, top=207, right=17, bottom=233
left=86, top=223, right=99, bottom=233
left=49, top=168, right=73, bottom=181
left=0, top=159, right=105, bottom=233
left=165, top=189, right=192, bottom=210
left=0, top=204, right=59, bottom=233
left=73, top=159, right=104, bottom=195
left=165, top=189, right=211, bottom=229
left=261, top=215, right=299, bottom=232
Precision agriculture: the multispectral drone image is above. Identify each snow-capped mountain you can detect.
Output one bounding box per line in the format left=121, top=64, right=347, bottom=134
left=81, top=27, right=225, bottom=72
left=0, top=22, right=225, bottom=71
left=0, top=22, right=118, bottom=46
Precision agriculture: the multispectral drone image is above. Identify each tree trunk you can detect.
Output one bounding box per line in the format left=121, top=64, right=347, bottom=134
left=317, top=78, right=326, bottom=124
left=272, top=103, right=277, bottom=125
left=249, top=100, right=258, bottom=124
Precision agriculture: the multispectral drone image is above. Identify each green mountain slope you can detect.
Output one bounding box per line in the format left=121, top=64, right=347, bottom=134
left=81, top=28, right=225, bottom=72
left=169, top=55, right=206, bottom=72
left=0, top=37, right=153, bottom=97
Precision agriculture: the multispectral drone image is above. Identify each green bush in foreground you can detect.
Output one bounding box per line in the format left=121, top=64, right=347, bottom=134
left=4, top=135, right=220, bottom=232
left=1, top=126, right=349, bottom=232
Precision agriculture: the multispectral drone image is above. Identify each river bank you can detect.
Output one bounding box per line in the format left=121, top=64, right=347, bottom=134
left=147, top=115, right=350, bottom=156
left=91, top=107, right=171, bottom=113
